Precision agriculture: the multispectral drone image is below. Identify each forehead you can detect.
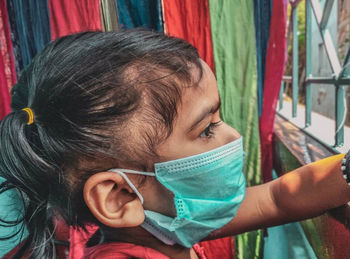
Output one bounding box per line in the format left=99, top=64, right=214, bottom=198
left=180, top=60, right=219, bottom=114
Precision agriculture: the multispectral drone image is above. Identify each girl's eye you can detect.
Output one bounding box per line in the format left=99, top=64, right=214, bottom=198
left=199, top=121, right=222, bottom=138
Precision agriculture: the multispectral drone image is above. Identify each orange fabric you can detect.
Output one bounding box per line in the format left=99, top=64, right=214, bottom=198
left=162, top=0, right=215, bottom=73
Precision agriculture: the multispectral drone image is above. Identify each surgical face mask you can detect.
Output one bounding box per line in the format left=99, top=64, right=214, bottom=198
left=109, top=136, right=246, bottom=248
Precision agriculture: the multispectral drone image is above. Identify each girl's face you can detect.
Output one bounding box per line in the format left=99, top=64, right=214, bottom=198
left=83, top=59, right=241, bottom=228
left=140, top=60, right=241, bottom=216
left=156, top=60, right=240, bottom=160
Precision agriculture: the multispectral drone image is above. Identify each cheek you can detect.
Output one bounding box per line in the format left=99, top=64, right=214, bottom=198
left=140, top=177, right=176, bottom=217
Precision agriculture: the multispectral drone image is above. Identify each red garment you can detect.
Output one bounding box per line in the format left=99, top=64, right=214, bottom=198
left=0, top=0, right=16, bottom=120
left=69, top=225, right=99, bottom=259
left=199, top=238, right=234, bottom=259
left=48, top=0, right=102, bottom=41
left=70, top=225, right=233, bottom=259
left=83, top=241, right=211, bottom=259
left=162, top=0, right=215, bottom=73
left=259, top=0, right=288, bottom=182
left=83, top=242, right=170, bottom=259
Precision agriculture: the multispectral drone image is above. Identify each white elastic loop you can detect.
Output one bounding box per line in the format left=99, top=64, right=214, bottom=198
left=108, top=169, right=155, bottom=204
left=110, top=168, right=156, bottom=176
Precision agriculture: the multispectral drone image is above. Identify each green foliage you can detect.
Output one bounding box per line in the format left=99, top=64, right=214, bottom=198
left=286, top=0, right=306, bottom=104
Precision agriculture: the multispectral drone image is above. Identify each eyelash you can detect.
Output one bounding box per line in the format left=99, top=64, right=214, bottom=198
left=199, top=121, right=222, bottom=138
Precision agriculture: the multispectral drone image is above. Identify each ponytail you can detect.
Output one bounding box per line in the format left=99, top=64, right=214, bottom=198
left=0, top=111, right=58, bottom=258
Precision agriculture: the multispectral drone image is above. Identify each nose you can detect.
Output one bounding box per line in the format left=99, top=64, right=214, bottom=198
left=222, top=122, right=241, bottom=143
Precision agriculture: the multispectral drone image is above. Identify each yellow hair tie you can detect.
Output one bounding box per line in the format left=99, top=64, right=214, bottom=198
left=22, top=107, right=34, bottom=125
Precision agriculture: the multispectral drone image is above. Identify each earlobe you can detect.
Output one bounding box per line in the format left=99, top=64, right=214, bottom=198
left=83, top=172, right=145, bottom=228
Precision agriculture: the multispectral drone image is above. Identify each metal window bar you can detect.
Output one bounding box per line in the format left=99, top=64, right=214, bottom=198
left=278, top=0, right=350, bottom=148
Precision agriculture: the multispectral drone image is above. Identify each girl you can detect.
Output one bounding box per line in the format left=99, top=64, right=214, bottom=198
left=1, top=30, right=350, bottom=259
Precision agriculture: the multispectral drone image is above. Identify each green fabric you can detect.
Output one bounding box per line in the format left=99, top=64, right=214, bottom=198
left=100, top=0, right=119, bottom=32
left=209, top=1, right=263, bottom=258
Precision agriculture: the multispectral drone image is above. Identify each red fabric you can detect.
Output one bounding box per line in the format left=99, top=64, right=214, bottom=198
left=199, top=237, right=234, bottom=259
left=69, top=225, right=98, bottom=259
left=83, top=242, right=170, bottom=259
left=259, top=0, right=288, bottom=182
left=54, top=218, right=70, bottom=259
left=48, top=0, right=102, bottom=41
left=162, top=0, right=215, bottom=73
left=82, top=241, right=215, bottom=259
left=0, top=0, right=17, bottom=120
left=69, top=225, right=233, bottom=259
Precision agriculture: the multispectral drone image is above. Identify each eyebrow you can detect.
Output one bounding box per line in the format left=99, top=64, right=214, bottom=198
left=188, top=99, right=221, bottom=132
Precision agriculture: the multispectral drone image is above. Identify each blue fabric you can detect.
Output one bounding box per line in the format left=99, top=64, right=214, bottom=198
left=254, top=0, right=272, bottom=117
left=116, top=0, right=163, bottom=32
left=6, top=0, right=23, bottom=74
left=8, top=0, right=51, bottom=68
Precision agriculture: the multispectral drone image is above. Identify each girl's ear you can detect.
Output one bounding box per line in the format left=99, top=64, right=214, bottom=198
left=83, top=172, right=145, bottom=228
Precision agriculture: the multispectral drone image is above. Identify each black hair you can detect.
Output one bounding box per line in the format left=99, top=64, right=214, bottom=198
left=0, top=30, right=202, bottom=258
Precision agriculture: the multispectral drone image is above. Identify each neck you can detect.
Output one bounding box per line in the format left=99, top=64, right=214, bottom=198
left=104, top=226, right=198, bottom=259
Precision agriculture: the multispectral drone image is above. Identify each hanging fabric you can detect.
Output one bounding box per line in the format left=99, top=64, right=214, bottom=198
left=0, top=0, right=16, bottom=120
left=48, top=0, right=102, bottom=41
left=116, top=0, right=163, bottom=32
left=162, top=0, right=214, bottom=72
left=0, top=52, right=10, bottom=120
left=209, top=0, right=263, bottom=258
left=259, top=0, right=288, bottom=183
left=8, top=0, right=51, bottom=68
left=100, top=0, right=119, bottom=32
left=6, top=0, right=23, bottom=74
left=254, top=0, right=273, bottom=116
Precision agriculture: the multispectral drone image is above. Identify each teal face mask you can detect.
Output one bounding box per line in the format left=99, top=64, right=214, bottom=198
left=109, top=136, right=246, bottom=248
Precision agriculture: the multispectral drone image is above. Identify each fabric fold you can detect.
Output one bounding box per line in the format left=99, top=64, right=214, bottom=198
left=116, top=0, right=163, bottom=32
left=8, top=0, right=51, bottom=68
left=0, top=0, right=17, bottom=119
left=162, top=0, right=214, bottom=72
left=259, top=0, right=288, bottom=183
left=48, top=0, right=102, bottom=41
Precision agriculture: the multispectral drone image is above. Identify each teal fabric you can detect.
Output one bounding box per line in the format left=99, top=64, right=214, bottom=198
left=116, top=0, right=163, bottom=32
left=264, top=170, right=317, bottom=259
left=8, top=0, right=51, bottom=68
left=264, top=223, right=317, bottom=259
left=0, top=178, right=28, bottom=258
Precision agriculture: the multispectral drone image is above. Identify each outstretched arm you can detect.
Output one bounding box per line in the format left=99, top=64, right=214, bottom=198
left=208, top=154, right=350, bottom=239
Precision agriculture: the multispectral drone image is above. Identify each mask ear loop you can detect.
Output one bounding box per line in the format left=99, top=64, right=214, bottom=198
left=108, top=169, right=155, bottom=204
left=108, top=169, right=176, bottom=245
